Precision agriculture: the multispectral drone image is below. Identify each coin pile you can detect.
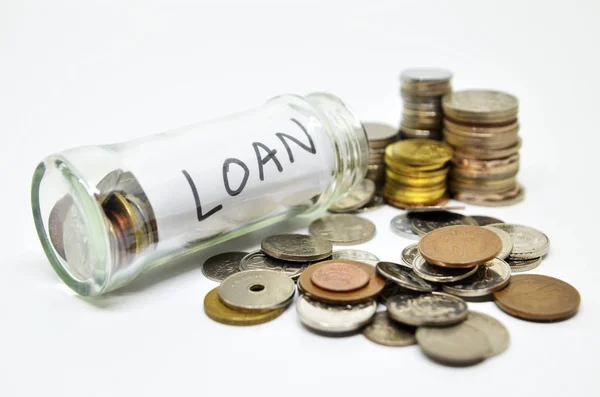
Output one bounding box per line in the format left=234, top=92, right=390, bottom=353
left=363, top=122, right=398, bottom=188
left=400, top=68, right=452, bottom=141
left=486, top=224, right=549, bottom=272
left=442, top=90, right=524, bottom=206
left=383, top=139, right=453, bottom=208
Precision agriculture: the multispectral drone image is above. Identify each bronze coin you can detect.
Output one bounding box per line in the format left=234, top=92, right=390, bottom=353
left=493, top=275, right=580, bottom=322
left=298, top=260, right=386, bottom=304
left=418, top=225, right=502, bottom=268
left=310, top=262, right=370, bottom=292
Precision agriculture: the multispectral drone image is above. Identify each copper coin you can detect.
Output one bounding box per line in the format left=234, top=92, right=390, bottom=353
left=418, top=225, right=502, bottom=268
left=311, top=262, right=370, bottom=292
left=493, top=274, right=580, bottom=322
left=298, top=260, right=386, bottom=304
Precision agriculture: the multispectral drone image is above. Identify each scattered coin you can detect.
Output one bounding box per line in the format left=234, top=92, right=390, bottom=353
left=471, top=215, right=504, bottom=226
left=483, top=225, right=513, bottom=260
left=406, top=205, right=465, bottom=212
left=378, top=282, right=418, bottom=304
left=487, top=223, right=550, bottom=260
left=363, top=311, right=417, bottom=347
left=506, top=257, right=542, bottom=273
left=410, top=211, right=478, bottom=236
left=296, top=294, right=377, bottom=333
left=412, top=255, right=479, bottom=283
left=418, top=225, right=502, bottom=268
left=309, top=214, right=376, bottom=245
left=204, top=287, right=284, bottom=326
left=416, top=320, right=491, bottom=365
left=218, top=270, right=295, bottom=311
left=442, top=258, right=511, bottom=298
left=493, top=274, right=580, bottom=321
left=376, top=261, right=435, bottom=293
left=261, top=234, right=332, bottom=262
left=390, top=214, right=420, bottom=240
left=401, top=243, right=419, bottom=267
left=298, top=260, right=385, bottom=304
left=332, top=249, right=379, bottom=266
left=329, top=179, right=376, bottom=213
left=202, top=252, right=248, bottom=282
left=465, top=311, right=510, bottom=358
left=386, top=293, right=468, bottom=327
left=311, top=262, right=370, bottom=292
left=239, top=250, right=309, bottom=280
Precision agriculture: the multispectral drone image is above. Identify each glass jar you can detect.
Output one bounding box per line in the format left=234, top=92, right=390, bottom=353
left=31, top=92, right=369, bottom=296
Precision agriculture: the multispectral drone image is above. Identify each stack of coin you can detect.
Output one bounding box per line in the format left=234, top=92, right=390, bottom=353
left=363, top=122, right=398, bottom=187
left=383, top=139, right=453, bottom=208
left=442, top=90, right=524, bottom=206
left=400, top=68, right=452, bottom=141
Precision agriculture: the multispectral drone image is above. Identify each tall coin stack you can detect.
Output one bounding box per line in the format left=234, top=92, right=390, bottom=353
left=364, top=122, right=398, bottom=188
left=400, top=68, right=453, bottom=141
left=442, top=90, right=524, bottom=206
left=383, top=139, right=453, bottom=209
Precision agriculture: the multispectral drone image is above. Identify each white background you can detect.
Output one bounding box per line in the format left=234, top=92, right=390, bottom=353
left=1, top=1, right=599, bottom=396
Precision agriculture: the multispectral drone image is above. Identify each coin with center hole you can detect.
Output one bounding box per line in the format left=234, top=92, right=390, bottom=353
left=204, top=288, right=284, bottom=326
left=493, top=274, right=580, bottom=321
left=416, top=321, right=491, bottom=365
left=376, top=261, right=435, bottom=292
left=483, top=226, right=513, bottom=260
left=239, top=251, right=310, bottom=280
left=332, top=249, right=379, bottom=266
left=261, top=234, right=332, bottom=262
left=296, top=294, right=377, bottom=333
left=506, top=257, right=542, bottom=273
left=218, top=270, right=295, bottom=311
left=329, top=179, right=376, bottom=213
left=487, top=223, right=550, bottom=260
left=418, top=225, right=502, bottom=268
left=363, top=311, right=417, bottom=347
left=471, top=215, right=504, bottom=226
left=202, top=252, right=248, bottom=282
left=401, top=244, right=420, bottom=267
left=390, top=214, right=420, bottom=240
left=410, top=211, right=478, bottom=236
left=310, top=262, right=370, bottom=292
left=387, top=293, right=468, bottom=327
left=412, top=255, right=479, bottom=283
left=309, top=214, right=376, bottom=245
left=298, top=260, right=385, bottom=304
left=442, top=258, right=511, bottom=297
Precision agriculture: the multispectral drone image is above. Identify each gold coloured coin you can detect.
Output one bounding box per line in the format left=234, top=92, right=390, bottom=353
left=386, top=139, right=453, bottom=166
left=385, top=156, right=447, bottom=172
left=204, top=288, right=284, bottom=326
left=383, top=186, right=446, bottom=204
left=387, top=163, right=449, bottom=178
left=104, top=192, right=146, bottom=255
left=386, top=169, right=447, bottom=187
left=385, top=195, right=449, bottom=210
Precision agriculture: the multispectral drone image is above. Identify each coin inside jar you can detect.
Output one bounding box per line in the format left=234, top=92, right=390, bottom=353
left=329, top=179, right=376, bottom=213
left=418, top=225, right=502, bottom=268
left=310, top=262, right=370, bottom=292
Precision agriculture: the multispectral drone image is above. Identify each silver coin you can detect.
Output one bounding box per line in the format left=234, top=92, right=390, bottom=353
left=364, top=122, right=398, bottom=142
left=416, top=321, right=490, bottom=365
left=351, top=194, right=384, bottom=213
left=218, top=270, right=295, bottom=311
left=376, top=262, right=435, bottom=293
left=406, top=205, right=465, bottom=213
left=413, top=255, right=479, bottom=283
left=400, top=68, right=453, bottom=83
left=309, top=214, right=376, bottom=245
left=401, top=244, right=419, bottom=267
left=239, top=250, right=309, bottom=280
left=506, top=257, right=542, bottom=273
left=202, top=251, right=248, bottom=282
left=465, top=311, right=510, bottom=358
left=487, top=224, right=550, bottom=260
left=261, top=234, right=332, bottom=262
left=483, top=226, right=513, bottom=260
left=95, top=169, right=124, bottom=204
left=329, top=179, right=376, bottom=213
left=390, top=214, right=420, bottom=240
left=410, top=212, right=478, bottom=236
left=471, top=215, right=504, bottom=226
left=332, top=249, right=379, bottom=266
left=363, top=311, right=417, bottom=347
left=378, top=282, right=419, bottom=304
left=442, top=258, right=511, bottom=298
left=296, top=294, right=377, bottom=333
left=62, top=205, right=93, bottom=280
left=386, top=293, right=468, bottom=327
